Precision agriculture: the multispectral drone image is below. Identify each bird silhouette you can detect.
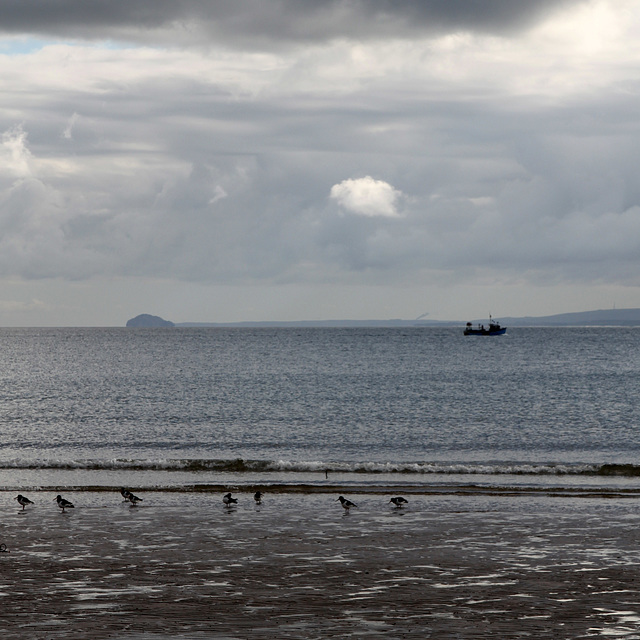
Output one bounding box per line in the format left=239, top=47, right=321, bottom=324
left=337, top=495, right=357, bottom=510
left=223, top=492, right=238, bottom=507
left=15, top=494, right=34, bottom=511
left=54, top=495, right=74, bottom=512
left=128, top=492, right=143, bottom=506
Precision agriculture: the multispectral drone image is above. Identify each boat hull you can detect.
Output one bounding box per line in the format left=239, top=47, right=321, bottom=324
left=464, top=327, right=507, bottom=336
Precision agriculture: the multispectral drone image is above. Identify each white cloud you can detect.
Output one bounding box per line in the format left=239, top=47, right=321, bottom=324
left=330, top=176, right=403, bottom=218
left=0, top=125, right=31, bottom=179
left=62, top=112, right=79, bottom=139
left=209, top=184, right=228, bottom=205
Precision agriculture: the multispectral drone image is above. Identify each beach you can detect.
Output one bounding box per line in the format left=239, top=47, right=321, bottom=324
left=3, top=490, right=640, bottom=639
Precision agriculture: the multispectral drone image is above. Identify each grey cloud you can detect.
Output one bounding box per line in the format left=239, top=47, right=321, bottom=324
left=4, top=81, right=640, bottom=289
left=0, top=0, right=586, bottom=48
left=2, top=135, right=640, bottom=291
left=1, top=3, right=639, bottom=298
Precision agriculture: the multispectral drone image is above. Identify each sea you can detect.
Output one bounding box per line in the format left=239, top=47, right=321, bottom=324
left=1, top=325, right=640, bottom=497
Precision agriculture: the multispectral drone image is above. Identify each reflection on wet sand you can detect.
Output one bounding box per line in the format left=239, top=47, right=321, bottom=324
left=3, top=491, right=640, bottom=639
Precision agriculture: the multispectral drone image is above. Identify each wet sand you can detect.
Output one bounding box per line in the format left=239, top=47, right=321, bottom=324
left=3, top=491, right=640, bottom=639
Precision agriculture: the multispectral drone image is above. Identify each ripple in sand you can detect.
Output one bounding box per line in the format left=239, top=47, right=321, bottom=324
left=345, top=584, right=396, bottom=600
left=70, top=602, right=116, bottom=610
left=432, top=579, right=519, bottom=589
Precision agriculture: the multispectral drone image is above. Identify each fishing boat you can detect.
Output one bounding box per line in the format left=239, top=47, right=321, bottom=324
left=464, top=316, right=506, bottom=336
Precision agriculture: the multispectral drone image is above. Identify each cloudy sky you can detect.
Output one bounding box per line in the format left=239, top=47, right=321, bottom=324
left=0, top=0, right=639, bottom=325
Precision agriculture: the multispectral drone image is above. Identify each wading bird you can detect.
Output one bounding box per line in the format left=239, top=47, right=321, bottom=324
left=337, top=495, right=357, bottom=511
left=54, top=495, right=74, bottom=513
left=127, top=492, right=143, bottom=506
left=223, top=492, right=238, bottom=507
left=14, top=494, right=34, bottom=511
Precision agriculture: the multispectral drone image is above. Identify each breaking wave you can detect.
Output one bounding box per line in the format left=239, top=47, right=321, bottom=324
left=1, top=458, right=640, bottom=477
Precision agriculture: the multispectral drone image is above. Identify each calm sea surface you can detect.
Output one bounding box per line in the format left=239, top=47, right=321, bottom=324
left=1, top=326, right=639, bottom=493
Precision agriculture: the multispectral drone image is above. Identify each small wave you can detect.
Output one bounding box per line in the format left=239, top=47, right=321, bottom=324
left=0, top=458, right=639, bottom=476
left=0, top=458, right=262, bottom=472
left=598, top=463, right=640, bottom=477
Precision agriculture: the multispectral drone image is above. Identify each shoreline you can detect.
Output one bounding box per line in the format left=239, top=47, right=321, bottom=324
left=4, top=483, right=640, bottom=497
left=3, top=491, right=640, bottom=638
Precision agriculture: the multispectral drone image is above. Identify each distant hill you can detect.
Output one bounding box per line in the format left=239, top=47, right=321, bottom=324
left=497, top=308, right=640, bottom=327
left=126, top=308, right=640, bottom=328
left=126, top=314, right=175, bottom=328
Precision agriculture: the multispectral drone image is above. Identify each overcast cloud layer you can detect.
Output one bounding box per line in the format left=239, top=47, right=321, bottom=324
left=0, top=0, right=639, bottom=325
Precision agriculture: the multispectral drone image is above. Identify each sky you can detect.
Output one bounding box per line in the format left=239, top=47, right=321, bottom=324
left=1, top=0, right=640, bottom=325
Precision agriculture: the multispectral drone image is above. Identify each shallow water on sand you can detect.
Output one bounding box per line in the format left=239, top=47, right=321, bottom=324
left=4, top=491, right=640, bottom=638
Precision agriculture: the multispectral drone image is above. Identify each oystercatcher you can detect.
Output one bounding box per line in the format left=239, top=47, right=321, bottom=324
left=254, top=491, right=263, bottom=504
left=389, top=496, right=409, bottom=507
left=54, top=495, right=74, bottom=512
left=15, top=494, right=34, bottom=511
left=223, top=492, right=238, bottom=507
left=336, top=495, right=357, bottom=510
left=127, top=492, right=143, bottom=506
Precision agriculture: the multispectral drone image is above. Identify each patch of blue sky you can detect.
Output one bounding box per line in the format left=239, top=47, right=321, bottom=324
left=0, top=37, right=53, bottom=55
left=0, top=37, right=133, bottom=55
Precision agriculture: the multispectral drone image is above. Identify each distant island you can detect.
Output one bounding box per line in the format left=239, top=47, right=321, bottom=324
left=126, top=314, right=175, bottom=328
left=126, top=308, right=640, bottom=328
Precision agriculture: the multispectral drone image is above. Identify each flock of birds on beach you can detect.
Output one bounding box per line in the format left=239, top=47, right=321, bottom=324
left=11, top=489, right=409, bottom=513
left=1, top=490, right=409, bottom=553
left=15, top=494, right=75, bottom=512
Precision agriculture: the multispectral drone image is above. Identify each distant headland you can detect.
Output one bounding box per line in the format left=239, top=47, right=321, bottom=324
left=126, top=308, right=640, bottom=328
